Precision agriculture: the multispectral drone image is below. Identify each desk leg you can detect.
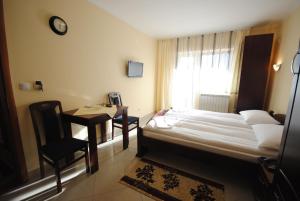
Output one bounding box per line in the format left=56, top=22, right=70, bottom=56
left=122, top=110, right=129, bottom=149
left=100, top=123, right=107, bottom=143
left=64, top=121, right=74, bottom=162
left=88, top=125, right=99, bottom=174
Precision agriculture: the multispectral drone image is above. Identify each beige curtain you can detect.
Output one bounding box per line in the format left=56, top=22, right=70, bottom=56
left=156, top=30, right=248, bottom=112
left=155, top=39, right=177, bottom=111
left=228, top=29, right=250, bottom=113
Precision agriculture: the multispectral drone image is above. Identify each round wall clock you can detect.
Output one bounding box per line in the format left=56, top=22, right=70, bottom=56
left=49, top=16, right=68, bottom=35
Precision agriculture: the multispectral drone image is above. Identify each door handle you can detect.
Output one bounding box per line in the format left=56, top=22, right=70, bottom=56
left=291, top=54, right=297, bottom=74
left=291, top=52, right=300, bottom=74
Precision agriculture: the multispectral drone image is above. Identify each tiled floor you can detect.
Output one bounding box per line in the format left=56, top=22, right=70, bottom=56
left=47, top=134, right=155, bottom=201
left=1, top=132, right=256, bottom=201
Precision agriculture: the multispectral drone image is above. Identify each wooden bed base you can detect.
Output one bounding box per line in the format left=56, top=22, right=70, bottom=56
left=136, top=109, right=285, bottom=170
left=136, top=127, right=258, bottom=170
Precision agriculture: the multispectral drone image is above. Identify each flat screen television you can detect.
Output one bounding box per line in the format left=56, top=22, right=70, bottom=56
left=128, top=61, right=143, bottom=77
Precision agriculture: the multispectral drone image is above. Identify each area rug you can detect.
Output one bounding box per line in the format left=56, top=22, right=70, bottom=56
left=120, top=158, right=225, bottom=201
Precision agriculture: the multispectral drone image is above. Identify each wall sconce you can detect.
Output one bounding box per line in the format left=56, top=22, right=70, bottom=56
left=273, top=64, right=281, bottom=72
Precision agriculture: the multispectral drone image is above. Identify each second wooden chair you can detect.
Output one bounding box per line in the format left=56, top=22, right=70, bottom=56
left=108, top=92, right=139, bottom=140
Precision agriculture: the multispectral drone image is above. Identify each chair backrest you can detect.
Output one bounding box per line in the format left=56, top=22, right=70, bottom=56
left=29, top=101, right=65, bottom=149
left=108, top=92, right=123, bottom=106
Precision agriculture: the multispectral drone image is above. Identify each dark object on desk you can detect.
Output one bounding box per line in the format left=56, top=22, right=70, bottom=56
left=108, top=92, right=139, bottom=140
left=62, top=105, right=129, bottom=174
left=29, top=101, right=89, bottom=193
left=108, top=92, right=122, bottom=106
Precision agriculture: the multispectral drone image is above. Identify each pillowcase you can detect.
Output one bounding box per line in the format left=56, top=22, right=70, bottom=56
left=252, top=124, right=284, bottom=150
left=240, top=110, right=280, bottom=125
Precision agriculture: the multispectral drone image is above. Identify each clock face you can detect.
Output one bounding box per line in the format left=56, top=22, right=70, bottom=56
left=49, top=16, right=68, bottom=35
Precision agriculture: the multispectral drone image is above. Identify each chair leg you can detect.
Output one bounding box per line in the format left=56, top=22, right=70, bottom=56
left=112, top=122, right=115, bottom=140
left=39, top=155, right=45, bottom=178
left=85, top=145, right=90, bottom=173
left=54, top=163, right=62, bottom=193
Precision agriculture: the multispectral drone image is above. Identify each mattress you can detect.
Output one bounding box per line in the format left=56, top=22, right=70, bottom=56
left=143, top=109, right=278, bottom=162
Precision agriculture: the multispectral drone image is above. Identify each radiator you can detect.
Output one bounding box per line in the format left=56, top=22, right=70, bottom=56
left=199, top=94, right=230, bottom=113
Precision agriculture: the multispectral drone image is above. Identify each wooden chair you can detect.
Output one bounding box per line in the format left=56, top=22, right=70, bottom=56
left=108, top=92, right=139, bottom=140
left=29, top=101, right=90, bottom=193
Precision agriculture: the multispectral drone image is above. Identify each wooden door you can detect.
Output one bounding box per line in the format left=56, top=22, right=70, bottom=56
left=0, top=0, right=28, bottom=193
left=236, top=34, right=273, bottom=112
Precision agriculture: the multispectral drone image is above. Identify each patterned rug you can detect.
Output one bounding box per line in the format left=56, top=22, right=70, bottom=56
left=120, top=158, right=225, bottom=201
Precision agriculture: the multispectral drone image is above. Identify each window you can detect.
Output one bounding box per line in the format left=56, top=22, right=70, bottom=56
left=171, top=32, right=235, bottom=109
left=199, top=49, right=233, bottom=95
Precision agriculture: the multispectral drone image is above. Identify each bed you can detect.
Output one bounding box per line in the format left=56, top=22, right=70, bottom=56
left=137, top=109, right=284, bottom=164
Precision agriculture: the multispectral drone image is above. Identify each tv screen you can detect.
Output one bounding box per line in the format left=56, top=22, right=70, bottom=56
left=128, top=61, right=143, bottom=77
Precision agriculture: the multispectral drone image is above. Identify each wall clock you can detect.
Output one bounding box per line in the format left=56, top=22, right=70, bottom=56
left=49, top=16, right=68, bottom=35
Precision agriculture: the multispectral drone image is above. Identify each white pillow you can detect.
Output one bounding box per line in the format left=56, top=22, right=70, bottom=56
left=240, top=110, right=280, bottom=125
left=252, top=124, right=284, bottom=150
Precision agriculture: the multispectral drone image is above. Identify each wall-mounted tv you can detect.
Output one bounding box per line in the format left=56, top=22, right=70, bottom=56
left=128, top=61, right=143, bottom=77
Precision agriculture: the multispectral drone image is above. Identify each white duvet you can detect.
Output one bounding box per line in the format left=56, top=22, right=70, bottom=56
left=143, top=109, right=277, bottom=162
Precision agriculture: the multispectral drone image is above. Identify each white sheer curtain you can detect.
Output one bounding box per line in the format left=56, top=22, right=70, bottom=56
left=172, top=37, right=202, bottom=109
left=172, top=32, right=237, bottom=109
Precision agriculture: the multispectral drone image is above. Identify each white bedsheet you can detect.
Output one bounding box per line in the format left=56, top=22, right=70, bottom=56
left=143, top=109, right=277, bottom=162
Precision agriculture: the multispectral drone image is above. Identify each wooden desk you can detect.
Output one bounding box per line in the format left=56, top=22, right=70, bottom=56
left=62, top=106, right=129, bottom=174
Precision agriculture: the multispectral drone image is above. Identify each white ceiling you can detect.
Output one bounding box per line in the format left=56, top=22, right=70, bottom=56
left=89, top=0, right=300, bottom=38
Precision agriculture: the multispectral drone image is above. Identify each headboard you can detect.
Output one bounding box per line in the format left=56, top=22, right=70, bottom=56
left=269, top=111, right=286, bottom=125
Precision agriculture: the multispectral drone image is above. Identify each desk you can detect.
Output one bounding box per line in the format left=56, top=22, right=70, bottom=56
left=62, top=106, right=129, bottom=174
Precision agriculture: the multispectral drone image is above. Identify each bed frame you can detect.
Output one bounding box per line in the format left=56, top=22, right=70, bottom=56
left=136, top=127, right=258, bottom=171
left=136, top=110, right=286, bottom=169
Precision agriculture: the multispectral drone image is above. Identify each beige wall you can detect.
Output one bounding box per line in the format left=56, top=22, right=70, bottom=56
left=269, top=6, right=300, bottom=114
left=249, top=22, right=281, bottom=37
left=4, top=0, right=157, bottom=171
